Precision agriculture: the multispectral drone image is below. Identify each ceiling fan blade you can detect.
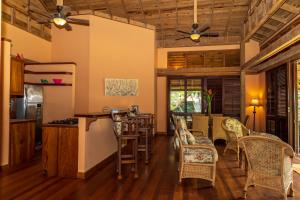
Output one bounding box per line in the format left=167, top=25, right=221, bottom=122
left=201, top=32, right=219, bottom=37
left=176, top=36, right=190, bottom=40
left=176, top=30, right=190, bottom=35
left=67, top=18, right=90, bottom=26
left=64, top=23, right=72, bottom=31
left=198, top=25, right=210, bottom=33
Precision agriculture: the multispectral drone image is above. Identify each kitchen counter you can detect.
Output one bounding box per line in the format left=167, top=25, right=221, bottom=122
left=43, top=123, right=78, bottom=127
left=74, top=111, right=127, bottom=118
left=10, top=119, right=36, bottom=123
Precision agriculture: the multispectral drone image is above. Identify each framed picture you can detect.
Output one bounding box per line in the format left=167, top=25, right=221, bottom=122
left=105, top=78, right=138, bottom=96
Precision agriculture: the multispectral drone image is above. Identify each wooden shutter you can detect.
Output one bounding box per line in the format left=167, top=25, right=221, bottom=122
left=223, top=78, right=241, bottom=117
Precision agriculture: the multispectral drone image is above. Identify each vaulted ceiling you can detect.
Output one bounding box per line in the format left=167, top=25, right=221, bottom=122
left=44, top=0, right=250, bottom=47
left=5, top=0, right=251, bottom=47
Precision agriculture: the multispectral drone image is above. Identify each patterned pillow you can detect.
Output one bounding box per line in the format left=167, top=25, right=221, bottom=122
left=225, top=118, right=243, bottom=137
left=178, top=117, right=188, bottom=130
left=185, top=129, right=196, bottom=145
left=178, top=128, right=188, bottom=145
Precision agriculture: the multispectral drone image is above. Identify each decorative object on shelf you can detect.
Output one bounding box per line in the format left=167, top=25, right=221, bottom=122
left=202, top=89, right=215, bottom=116
left=53, top=78, right=63, bottom=84
left=250, top=98, right=260, bottom=131
left=40, top=79, right=48, bottom=84
left=105, top=78, right=138, bottom=96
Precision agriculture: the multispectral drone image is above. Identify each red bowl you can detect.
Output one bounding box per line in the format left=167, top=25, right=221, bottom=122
left=53, top=79, right=62, bottom=84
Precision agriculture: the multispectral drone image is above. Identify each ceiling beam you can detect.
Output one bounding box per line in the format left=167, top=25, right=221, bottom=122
left=120, top=0, right=130, bottom=23
left=137, top=0, right=146, bottom=24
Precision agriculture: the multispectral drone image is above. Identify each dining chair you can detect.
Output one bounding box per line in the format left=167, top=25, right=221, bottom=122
left=136, top=114, right=152, bottom=164
left=212, top=116, right=228, bottom=142
left=192, top=114, right=209, bottom=137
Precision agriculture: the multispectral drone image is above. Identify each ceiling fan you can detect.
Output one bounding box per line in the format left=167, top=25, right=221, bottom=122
left=176, top=0, right=219, bottom=42
left=33, top=0, right=89, bottom=31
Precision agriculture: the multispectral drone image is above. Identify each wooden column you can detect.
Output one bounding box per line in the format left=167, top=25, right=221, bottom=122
left=240, top=70, right=246, bottom=122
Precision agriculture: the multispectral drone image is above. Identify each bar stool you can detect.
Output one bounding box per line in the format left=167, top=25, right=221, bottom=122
left=137, top=114, right=152, bottom=164
left=112, top=115, right=139, bottom=180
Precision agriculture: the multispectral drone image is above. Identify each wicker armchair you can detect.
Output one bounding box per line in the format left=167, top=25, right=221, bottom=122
left=221, top=118, right=249, bottom=163
left=174, top=128, right=218, bottom=185
left=238, top=136, right=294, bottom=200
left=192, top=114, right=209, bottom=137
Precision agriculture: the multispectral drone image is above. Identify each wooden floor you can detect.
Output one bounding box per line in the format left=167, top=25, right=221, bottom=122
left=1, top=135, right=299, bottom=200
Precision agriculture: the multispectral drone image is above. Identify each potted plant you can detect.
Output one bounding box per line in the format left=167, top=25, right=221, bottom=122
left=202, top=89, right=215, bottom=116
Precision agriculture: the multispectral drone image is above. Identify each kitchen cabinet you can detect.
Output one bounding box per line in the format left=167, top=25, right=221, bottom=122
left=10, top=120, right=35, bottom=167
left=42, top=125, right=78, bottom=178
left=10, top=58, right=24, bottom=96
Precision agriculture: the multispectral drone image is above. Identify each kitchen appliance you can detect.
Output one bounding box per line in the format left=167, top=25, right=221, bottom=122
left=13, top=84, right=44, bottom=147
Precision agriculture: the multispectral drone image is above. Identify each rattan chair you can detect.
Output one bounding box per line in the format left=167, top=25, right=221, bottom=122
left=212, top=116, right=228, bottom=142
left=174, top=128, right=218, bottom=185
left=238, top=136, right=294, bottom=200
left=221, top=118, right=249, bottom=163
left=192, top=114, right=209, bottom=137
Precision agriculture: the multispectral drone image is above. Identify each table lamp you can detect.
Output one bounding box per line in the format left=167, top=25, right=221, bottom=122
left=250, top=98, right=259, bottom=131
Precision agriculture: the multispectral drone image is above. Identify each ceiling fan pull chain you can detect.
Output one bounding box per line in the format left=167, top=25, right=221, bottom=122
left=194, top=0, right=197, bottom=24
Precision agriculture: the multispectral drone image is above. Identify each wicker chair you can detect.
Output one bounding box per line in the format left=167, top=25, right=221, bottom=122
left=212, top=116, right=228, bottom=142
left=192, top=114, right=209, bottom=137
left=221, top=118, right=249, bottom=163
left=174, top=127, right=218, bottom=185
left=238, top=136, right=294, bottom=200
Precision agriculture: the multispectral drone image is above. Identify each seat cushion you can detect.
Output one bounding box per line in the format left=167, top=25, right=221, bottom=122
left=184, top=148, right=215, bottom=164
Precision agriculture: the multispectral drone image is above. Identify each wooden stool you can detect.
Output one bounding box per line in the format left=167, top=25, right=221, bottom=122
left=137, top=114, right=152, bottom=164
left=113, top=117, right=139, bottom=180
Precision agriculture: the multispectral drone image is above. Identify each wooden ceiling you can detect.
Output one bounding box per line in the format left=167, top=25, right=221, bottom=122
left=33, top=0, right=250, bottom=47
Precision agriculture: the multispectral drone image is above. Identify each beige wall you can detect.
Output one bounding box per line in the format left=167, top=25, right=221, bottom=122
left=156, top=77, right=167, bottom=133
left=78, top=117, right=117, bottom=172
left=51, top=19, right=90, bottom=113
left=1, top=22, right=51, bottom=62
left=1, top=40, right=11, bottom=166
left=25, top=64, right=76, bottom=123
left=245, top=73, right=266, bottom=132
left=88, top=16, right=155, bottom=113
left=51, top=15, right=155, bottom=114
left=244, top=40, right=260, bottom=63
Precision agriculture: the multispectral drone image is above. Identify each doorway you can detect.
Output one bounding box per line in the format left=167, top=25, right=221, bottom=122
left=167, top=76, right=240, bottom=134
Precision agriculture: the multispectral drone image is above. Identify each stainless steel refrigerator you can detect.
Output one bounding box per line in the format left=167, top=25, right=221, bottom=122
left=14, top=84, right=44, bottom=147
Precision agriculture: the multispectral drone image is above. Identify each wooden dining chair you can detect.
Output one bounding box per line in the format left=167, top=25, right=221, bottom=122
left=192, top=114, right=209, bottom=137
left=112, top=116, right=139, bottom=180
left=137, top=114, right=152, bottom=164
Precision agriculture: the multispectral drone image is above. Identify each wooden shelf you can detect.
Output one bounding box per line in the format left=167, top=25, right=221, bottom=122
left=24, top=82, right=72, bottom=86
left=24, top=70, right=73, bottom=75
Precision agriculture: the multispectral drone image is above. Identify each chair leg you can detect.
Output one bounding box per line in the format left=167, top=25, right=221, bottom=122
left=288, top=183, right=294, bottom=197
left=145, top=131, right=149, bottom=164
left=117, top=142, right=122, bottom=180
left=134, top=139, right=139, bottom=179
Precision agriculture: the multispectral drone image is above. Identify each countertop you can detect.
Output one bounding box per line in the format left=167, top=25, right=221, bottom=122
left=74, top=111, right=127, bottom=118
left=10, top=119, right=36, bottom=123
left=43, top=123, right=78, bottom=128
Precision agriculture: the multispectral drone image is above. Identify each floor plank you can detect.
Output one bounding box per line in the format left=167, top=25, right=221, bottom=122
left=0, top=136, right=299, bottom=200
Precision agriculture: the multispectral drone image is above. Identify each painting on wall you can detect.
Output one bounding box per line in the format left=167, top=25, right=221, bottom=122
left=105, top=78, right=138, bottom=96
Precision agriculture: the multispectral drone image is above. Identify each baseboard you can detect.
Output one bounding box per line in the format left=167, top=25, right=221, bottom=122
left=0, top=164, right=9, bottom=172
left=77, top=153, right=116, bottom=179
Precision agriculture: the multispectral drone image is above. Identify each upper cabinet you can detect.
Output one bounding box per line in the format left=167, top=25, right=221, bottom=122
left=10, top=58, right=24, bottom=96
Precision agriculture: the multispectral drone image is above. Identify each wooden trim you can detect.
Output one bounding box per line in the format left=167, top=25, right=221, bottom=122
left=1, top=37, right=12, bottom=42
left=25, top=62, right=77, bottom=66
left=243, top=23, right=300, bottom=71
left=24, top=70, right=73, bottom=75
left=157, top=67, right=241, bottom=77
left=24, top=82, right=72, bottom=86
left=77, top=153, right=116, bottom=179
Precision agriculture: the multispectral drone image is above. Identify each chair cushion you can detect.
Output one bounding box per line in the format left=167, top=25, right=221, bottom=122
left=178, top=128, right=188, bottom=145
left=225, top=118, right=243, bottom=137
left=184, top=148, right=215, bottom=164
left=178, top=117, right=188, bottom=129
left=113, top=115, right=122, bottom=136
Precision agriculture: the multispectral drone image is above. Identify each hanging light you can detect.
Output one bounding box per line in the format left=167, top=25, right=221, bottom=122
left=53, top=13, right=67, bottom=26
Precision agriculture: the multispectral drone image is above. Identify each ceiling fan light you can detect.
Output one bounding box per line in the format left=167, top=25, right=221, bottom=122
left=190, top=33, right=200, bottom=41
left=53, top=17, right=67, bottom=26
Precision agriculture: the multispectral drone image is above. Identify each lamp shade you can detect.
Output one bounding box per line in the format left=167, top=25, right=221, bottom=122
left=250, top=98, right=259, bottom=106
